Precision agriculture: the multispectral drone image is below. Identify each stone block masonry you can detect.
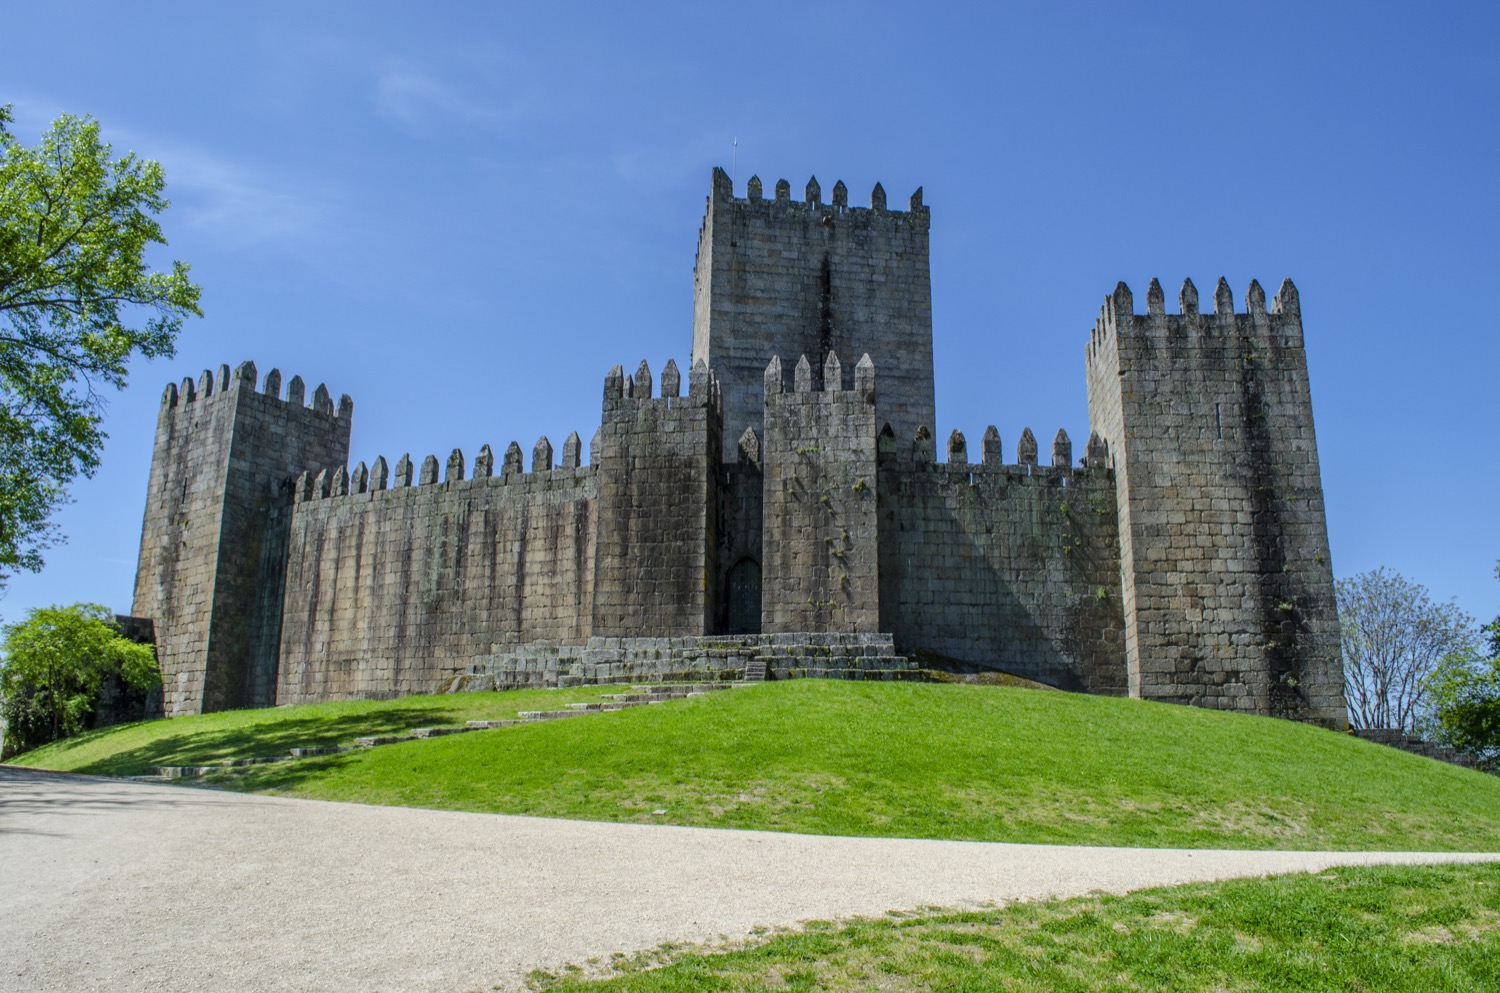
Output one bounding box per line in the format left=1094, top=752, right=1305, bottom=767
left=132, top=362, right=350, bottom=715
left=130, top=167, right=1347, bottom=729
left=277, top=450, right=597, bottom=705
left=877, top=436, right=1126, bottom=695
left=762, top=351, right=881, bottom=633
left=591, top=359, right=722, bottom=637
left=1085, top=278, right=1346, bottom=727
left=692, top=167, right=935, bottom=457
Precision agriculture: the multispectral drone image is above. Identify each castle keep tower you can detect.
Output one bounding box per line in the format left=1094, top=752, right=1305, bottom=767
left=132, top=363, right=351, bottom=715
left=128, top=168, right=1346, bottom=729
left=1085, top=278, right=1346, bottom=726
left=691, top=167, right=935, bottom=455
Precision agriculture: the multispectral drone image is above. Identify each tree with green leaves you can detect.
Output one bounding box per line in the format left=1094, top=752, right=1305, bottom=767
left=0, top=105, right=201, bottom=592
left=1336, top=567, right=1477, bottom=731
left=1488, top=560, right=1500, bottom=658
left=0, top=603, right=158, bottom=755
left=1422, top=560, right=1500, bottom=768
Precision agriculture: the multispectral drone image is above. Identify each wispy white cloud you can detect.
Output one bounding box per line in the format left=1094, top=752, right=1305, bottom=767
left=151, top=142, right=335, bottom=248
left=373, top=59, right=535, bottom=135
left=1, top=95, right=72, bottom=134
left=2, top=92, right=335, bottom=251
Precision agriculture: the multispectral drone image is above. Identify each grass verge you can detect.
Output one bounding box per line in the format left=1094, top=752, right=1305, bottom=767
left=8, top=684, right=617, bottom=775
left=11, top=680, right=1500, bottom=850
left=526, top=861, right=1500, bottom=992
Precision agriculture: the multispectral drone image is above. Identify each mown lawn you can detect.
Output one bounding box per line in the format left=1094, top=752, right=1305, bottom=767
left=8, top=684, right=617, bottom=775
left=528, top=862, right=1500, bottom=992
left=16, top=679, right=1499, bottom=851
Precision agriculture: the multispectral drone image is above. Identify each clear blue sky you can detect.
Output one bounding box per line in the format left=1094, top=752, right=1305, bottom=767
left=4, top=1, right=1497, bottom=627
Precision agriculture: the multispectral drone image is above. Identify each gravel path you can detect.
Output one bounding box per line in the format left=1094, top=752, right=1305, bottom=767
left=2, top=766, right=1495, bottom=993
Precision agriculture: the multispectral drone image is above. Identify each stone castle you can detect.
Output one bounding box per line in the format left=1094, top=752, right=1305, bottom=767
left=131, top=168, right=1348, bottom=727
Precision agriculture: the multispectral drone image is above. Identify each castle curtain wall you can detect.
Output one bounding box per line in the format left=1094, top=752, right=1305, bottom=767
left=276, top=465, right=597, bottom=704
left=877, top=453, right=1127, bottom=694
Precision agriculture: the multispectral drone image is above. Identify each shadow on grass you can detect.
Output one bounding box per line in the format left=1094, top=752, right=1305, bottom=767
left=39, top=708, right=461, bottom=777
left=206, top=750, right=378, bottom=795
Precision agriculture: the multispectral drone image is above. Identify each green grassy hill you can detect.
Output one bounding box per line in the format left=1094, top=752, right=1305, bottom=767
left=531, top=862, right=1500, bottom=992
left=13, top=680, right=1500, bottom=851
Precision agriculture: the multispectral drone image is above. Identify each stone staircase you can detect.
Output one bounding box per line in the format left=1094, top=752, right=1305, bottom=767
left=144, top=682, right=743, bottom=780
left=464, top=632, right=921, bottom=690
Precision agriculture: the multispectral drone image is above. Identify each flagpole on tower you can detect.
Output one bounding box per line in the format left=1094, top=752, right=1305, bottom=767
left=732, top=137, right=738, bottom=187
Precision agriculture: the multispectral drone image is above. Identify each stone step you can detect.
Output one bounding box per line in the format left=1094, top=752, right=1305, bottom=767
left=466, top=719, right=526, bottom=729
left=288, top=746, right=348, bottom=758
left=150, top=753, right=291, bottom=778
left=354, top=734, right=411, bottom=747
left=409, top=726, right=476, bottom=739
left=150, top=766, right=212, bottom=778
left=517, top=709, right=588, bottom=720
left=627, top=683, right=734, bottom=693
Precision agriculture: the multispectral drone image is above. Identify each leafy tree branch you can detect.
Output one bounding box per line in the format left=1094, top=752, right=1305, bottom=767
left=0, top=104, right=201, bottom=590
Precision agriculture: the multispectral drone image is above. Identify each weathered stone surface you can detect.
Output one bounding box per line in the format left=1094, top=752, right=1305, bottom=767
left=690, top=168, right=935, bottom=460
left=278, top=464, right=599, bottom=704
left=761, top=353, right=880, bottom=634
left=131, top=169, right=1345, bottom=730
left=1085, top=279, right=1346, bottom=726
left=591, top=362, right=721, bottom=638
left=877, top=458, right=1126, bottom=695
left=132, top=367, right=350, bottom=715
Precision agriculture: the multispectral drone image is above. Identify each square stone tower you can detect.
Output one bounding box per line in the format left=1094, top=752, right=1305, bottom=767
left=690, top=168, right=935, bottom=456
left=1084, top=278, right=1346, bottom=727
left=132, top=363, right=351, bottom=715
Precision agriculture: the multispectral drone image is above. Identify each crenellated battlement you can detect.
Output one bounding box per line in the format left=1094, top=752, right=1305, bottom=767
left=291, top=429, right=594, bottom=506
left=1086, top=277, right=1304, bottom=367
left=156, top=359, right=352, bottom=420
left=878, top=422, right=1108, bottom=481
left=706, top=166, right=926, bottom=220
left=762, top=351, right=877, bottom=400
left=602, top=357, right=719, bottom=411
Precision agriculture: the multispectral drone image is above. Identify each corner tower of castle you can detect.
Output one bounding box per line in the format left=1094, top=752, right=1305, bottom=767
left=132, top=363, right=351, bottom=715
left=1085, top=278, right=1347, bottom=727
left=691, top=168, right=935, bottom=456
